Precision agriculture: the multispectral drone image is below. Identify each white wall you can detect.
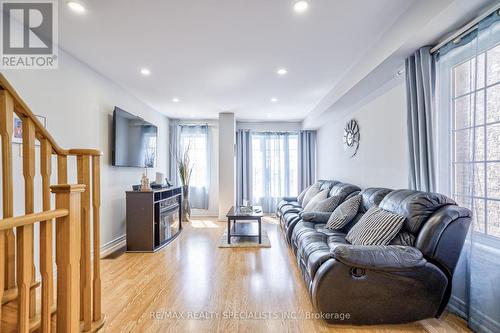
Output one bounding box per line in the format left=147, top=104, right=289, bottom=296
left=218, top=113, right=235, bottom=220
left=316, top=78, right=408, bottom=189
left=2, top=49, right=169, bottom=248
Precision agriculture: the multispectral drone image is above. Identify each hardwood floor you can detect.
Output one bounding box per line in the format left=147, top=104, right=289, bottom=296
left=99, top=217, right=470, bottom=333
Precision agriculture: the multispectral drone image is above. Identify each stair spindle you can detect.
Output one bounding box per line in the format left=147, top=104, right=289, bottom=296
left=40, top=138, right=54, bottom=333
left=77, top=156, right=92, bottom=331
left=17, top=116, right=36, bottom=332
left=92, top=155, right=102, bottom=323
left=0, top=90, right=16, bottom=290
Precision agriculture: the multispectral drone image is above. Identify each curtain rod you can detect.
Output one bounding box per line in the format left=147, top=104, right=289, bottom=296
left=430, top=3, right=500, bottom=54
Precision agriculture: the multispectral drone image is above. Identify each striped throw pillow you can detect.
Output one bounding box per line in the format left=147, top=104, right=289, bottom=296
left=346, top=207, right=405, bottom=246
left=325, top=195, right=361, bottom=230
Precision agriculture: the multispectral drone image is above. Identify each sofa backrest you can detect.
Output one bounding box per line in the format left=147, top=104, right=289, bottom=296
left=379, top=190, right=456, bottom=234
left=359, top=187, right=392, bottom=213
left=319, top=180, right=339, bottom=192
left=378, top=189, right=471, bottom=277
left=328, top=182, right=360, bottom=199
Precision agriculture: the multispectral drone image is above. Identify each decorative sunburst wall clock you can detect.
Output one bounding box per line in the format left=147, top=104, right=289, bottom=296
left=343, top=119, right=360, bottom=157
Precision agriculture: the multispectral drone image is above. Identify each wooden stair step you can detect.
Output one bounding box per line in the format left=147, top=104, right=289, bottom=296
left=2, top=281, right=41, bottom=305
left=1, top=300, right=56, bottom=333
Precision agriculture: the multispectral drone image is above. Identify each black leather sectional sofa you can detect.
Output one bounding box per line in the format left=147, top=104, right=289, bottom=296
left=277, top=180, right=471, bottom=325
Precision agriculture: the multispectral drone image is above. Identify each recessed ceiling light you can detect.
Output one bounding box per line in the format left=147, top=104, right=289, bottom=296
left=293, top=1, right=309, bottom=13
left=271, top=97, right=278, bottom=103
left=266, top=114, right=272, bottom=118
left=277, top=68, right=288, bottom=76
left=67, top=1, right=86, bottom=14
left=190, top=114, right=195, bottom=118
left=172, top=98, right=180, bottom=103
left=140, top=68, right=151, bottom=76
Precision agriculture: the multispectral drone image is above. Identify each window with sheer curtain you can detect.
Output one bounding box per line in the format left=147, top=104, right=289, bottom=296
left=451, top=42, right=500, bottom=238
left=179, top=125, right=209, bottom=209
left=251, top=132, right=298, bottom=212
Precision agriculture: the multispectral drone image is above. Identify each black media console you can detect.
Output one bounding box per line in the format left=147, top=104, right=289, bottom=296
left=126, top=186, right=182, bottom=252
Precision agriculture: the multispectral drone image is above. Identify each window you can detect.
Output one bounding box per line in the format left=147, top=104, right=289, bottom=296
left=179, top=126, right=208, bottom=188
left=179, top=125, right=209, bottom=209
left=451, top=42, right=500, bottom=238
left=251, top=132, right=298, bottom=212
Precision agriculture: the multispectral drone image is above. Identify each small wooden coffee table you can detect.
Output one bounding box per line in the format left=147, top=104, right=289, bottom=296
left=226, top=206, right=263, bottom=244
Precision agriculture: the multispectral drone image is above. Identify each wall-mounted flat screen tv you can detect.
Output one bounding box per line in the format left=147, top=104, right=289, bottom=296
left=112, top=107, right=157, bottom=167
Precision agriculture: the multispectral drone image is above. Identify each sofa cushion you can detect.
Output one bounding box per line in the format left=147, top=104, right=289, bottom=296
left=293, top=222, right=319, bottom=249
left=301, top=212, right=332, bottom=223
left=346, top=207, right=405, bottom=246
left=308, top=194, right=341, bottom=213
left=283, top=212, right=301, bottom=228
left=301, top=182, right=321, bottom=208
left=281, top=205, right=302, bottom=217
left=303, top=190, right=328, bottom=211
left=390, top=231, right=416, bottom=246
left=297, top=185, right=310, bottom=206
left=278, top=201, right=300, bottom=212
left=305, top=231, right=349, bottom=279
left=326, top=194, right=362, bottom=230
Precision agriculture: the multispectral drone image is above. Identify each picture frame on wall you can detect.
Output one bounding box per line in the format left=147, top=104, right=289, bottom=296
left=12, top=114, right=47, bottom=145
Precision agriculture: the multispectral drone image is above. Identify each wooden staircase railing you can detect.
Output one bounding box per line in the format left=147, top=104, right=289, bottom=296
left=0, top=74, right=104, bottom=333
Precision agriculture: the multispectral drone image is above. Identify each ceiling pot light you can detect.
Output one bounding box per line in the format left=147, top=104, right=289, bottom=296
left=271, top=98, right=278, bottom=103
left=172, top=98, right=180, bottom=103
left=277, top=68, right=288, bottom=76
left=67, top=1, right=86, bottom=14
left=293, top=1, right=309, bottom=13
left=140, top=68, right=151, bottom=76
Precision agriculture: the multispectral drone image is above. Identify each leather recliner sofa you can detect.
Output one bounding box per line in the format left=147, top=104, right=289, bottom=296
left=278, top=182, right=471, bottom=325
left=277, top=180, right=360, bottom=244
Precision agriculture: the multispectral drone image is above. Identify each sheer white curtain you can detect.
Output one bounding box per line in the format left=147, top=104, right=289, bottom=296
left=435, top=10, right=500, bottom=333
left=179, top=125, right=209, bottom=209
left=251, top=132, right=298, bottom=213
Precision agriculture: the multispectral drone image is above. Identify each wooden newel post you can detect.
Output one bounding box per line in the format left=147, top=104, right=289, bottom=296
left=51, top=184, right=85, bottom=333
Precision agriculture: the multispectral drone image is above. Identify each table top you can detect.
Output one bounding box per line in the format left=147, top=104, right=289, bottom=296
left=226, top=206, right=263, bottom=218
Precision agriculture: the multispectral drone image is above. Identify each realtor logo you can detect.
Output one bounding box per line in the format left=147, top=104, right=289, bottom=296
left=1, top=0, right=58, bottom=69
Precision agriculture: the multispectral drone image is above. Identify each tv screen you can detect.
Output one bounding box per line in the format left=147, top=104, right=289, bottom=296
left=112, top=107, right=157, bottom=167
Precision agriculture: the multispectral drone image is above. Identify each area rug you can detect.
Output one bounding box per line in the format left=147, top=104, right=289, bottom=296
left=218, top=231, right=272, bottom=248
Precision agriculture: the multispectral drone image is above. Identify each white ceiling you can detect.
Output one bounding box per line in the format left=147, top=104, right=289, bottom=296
left=58, top=0, right=416, bottom=121
left=302, top=0, right=498, bottom=128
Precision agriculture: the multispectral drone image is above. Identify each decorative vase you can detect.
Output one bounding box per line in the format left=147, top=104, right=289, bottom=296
left=182, top=185, right=191, bottom=221
left=140, top=173, right=150, bottom=191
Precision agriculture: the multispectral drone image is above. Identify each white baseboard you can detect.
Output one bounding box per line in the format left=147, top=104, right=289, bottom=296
left=100, top=235, right=126, bottom=258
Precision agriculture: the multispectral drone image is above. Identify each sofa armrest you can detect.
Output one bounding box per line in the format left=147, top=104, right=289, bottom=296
left=331, top=245, right=426, bottom=271
left=281, top=196, right=298, bottom=202
left=301, top=211, right=332, bottom=223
